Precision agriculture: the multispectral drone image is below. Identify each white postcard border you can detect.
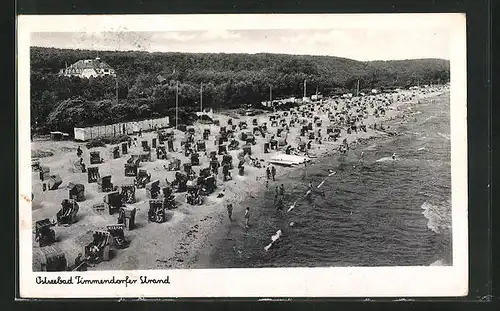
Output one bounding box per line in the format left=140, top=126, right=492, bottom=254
left=17, top=13, right=468, bottom=298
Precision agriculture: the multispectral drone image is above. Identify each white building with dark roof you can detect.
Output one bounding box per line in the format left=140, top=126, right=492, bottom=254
left=59, top=57, right=116, bottom=78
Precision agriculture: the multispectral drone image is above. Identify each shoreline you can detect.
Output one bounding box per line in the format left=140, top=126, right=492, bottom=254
left=184, top=89, right=450, bottom=269
left=31, top=88, right=449, bottom=271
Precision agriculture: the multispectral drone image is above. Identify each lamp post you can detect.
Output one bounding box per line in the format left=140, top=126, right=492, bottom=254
left=175, top=81, right=179, bottom=130
left=115, top=75, right=119, bottom=105
left=200, top=83, right=203, bottom=113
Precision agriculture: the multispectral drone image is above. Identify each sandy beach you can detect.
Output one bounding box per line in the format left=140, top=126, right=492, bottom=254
left=31, top=86, right=448, bottom=271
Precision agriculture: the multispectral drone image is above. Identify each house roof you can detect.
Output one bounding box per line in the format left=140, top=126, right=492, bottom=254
left=68, top=58, right=114, bottom=71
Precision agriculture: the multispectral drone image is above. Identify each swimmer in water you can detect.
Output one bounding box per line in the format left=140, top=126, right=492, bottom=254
left=391, top=153, right=397, bottom=160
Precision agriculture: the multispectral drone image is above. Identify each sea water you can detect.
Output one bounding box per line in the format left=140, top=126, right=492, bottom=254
left=211, top=92, right=452, bottom=267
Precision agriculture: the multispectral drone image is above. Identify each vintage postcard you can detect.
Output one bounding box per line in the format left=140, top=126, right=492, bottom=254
left=17, top=13, right=467, bottom=298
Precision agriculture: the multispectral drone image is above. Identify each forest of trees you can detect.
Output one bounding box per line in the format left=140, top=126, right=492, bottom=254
left=30, top=47, right=450, bottom=134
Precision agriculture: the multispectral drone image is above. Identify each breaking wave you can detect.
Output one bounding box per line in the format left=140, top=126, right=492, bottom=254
left=421, top=200, right=452, bottom=235
left=437, top=132, right=450, bottom=140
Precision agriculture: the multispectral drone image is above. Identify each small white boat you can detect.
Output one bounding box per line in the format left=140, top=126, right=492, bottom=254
left=269, top=154, right=311, bottom=166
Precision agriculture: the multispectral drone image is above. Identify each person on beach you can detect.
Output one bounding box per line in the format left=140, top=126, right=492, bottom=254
left=266, top=166, right=271, bottom=180
left=279, top=184, right=285, bottom=196
left=77, top=146, right=82, bottom=157
left=244, top=207, right=250, bottom=228
left=74, top=253, right=87, bottom=271
left=271, top=165, right=276, bottom=181
left=227, top=203, right=233, bottom=221
left=265, top=179, right=269, bottom=188
left=80, top=158, right=86, bottom=172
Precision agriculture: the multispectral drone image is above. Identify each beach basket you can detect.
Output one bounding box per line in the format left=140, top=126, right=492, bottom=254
left=39, top=166, right=50, bottom=181
left=146, top=180, right=161, bottom=199
left=48, top=174, right=62, bottom=190
left=33, top=245, right=67, bottom=272
left=68, top=183, right=85, bottom=202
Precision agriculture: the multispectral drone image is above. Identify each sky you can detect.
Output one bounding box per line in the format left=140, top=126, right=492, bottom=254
left=31, top=28, right=450, bottom=62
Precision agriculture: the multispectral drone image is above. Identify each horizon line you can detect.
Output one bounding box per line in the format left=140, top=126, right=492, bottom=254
left=30, top=45, right=451, bottom=63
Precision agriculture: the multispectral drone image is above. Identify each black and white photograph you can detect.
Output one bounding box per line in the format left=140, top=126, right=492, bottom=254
left=18, top=14, right=468, bottom=298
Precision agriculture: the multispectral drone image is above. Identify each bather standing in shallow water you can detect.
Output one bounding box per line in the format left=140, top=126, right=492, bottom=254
left=226, top=203, right=233, bottom=221
left=244, top=207, right=251, bottom=228
left=307, top=181, right=313, bottom=196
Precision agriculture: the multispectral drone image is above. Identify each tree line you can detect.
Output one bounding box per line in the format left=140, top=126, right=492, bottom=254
left=30, top=46, right=450, bottom=134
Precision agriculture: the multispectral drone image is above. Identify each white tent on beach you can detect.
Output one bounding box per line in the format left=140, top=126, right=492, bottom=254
left=74, top=116, right=170, bottom=141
